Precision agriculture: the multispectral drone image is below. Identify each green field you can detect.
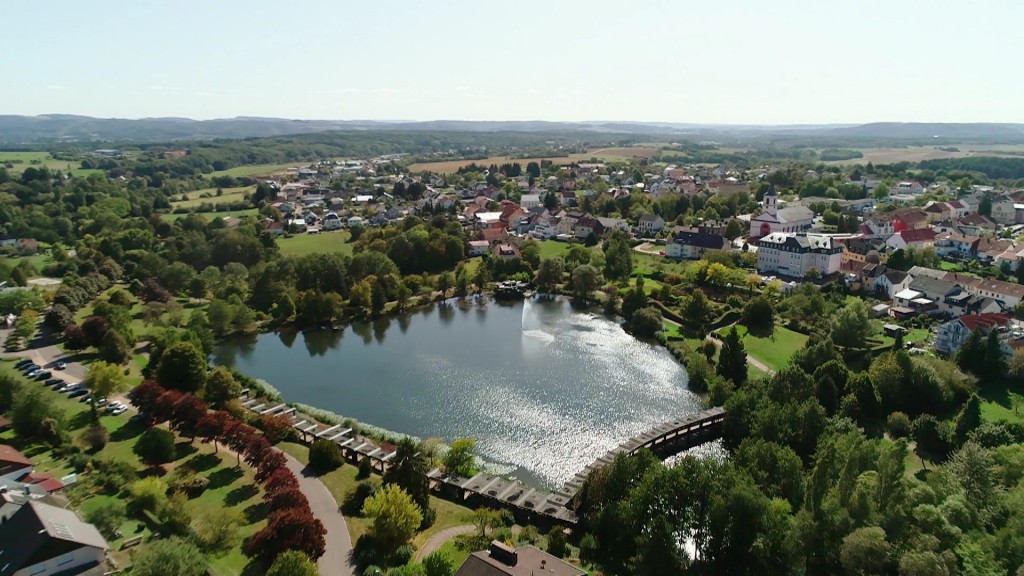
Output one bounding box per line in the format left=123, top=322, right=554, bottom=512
left=720, top=325, right=809, bottom=372
left=161, top=208, right=260, bottom=222
left=209, top=163, right=307, bottom=178
left=0, top=361, right=263, bottom=575
left=0, top=151, right=104, bottom=177
left=536, top=240, right=572, bottom=260
left=172, top=186, right=254, bottom=208
left=276, top=230, right=355, bottom=257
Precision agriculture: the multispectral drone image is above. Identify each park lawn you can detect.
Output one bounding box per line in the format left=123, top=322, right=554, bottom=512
left=723, top=325, right=808, bottom=373
left=979, top=377, right=1024, bottom=425
left=172, top=186, right=254, bottom=208
left=161, top=208, right=260, bottom=222
left=209, top=163, right=307, bottom=179
left=1, top=250, right=56, bottom=276
left=430, top=541, right=471, bottom=571
left=537, top=240, right=572, bottom=261
left=276, top=230, right=354, bottom=257
left=748, top=364, right=769, bottom=382
left=0, top=360, right=264, bottom=576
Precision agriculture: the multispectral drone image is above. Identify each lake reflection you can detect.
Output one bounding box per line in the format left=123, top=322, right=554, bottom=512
left=215, top=298, right=700, bottom=487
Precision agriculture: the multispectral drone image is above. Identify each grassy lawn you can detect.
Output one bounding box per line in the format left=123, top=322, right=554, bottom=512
left=0, top=360, right=263, bottom=576
left=74, top=289, right=207, bottom=341
left=0, top=252, right=55, bottom=276
left=277, top=442, right=475, bottom=551
left=0, top=151, right=101, bottom=177
left=276, top=230, right=354, bottom=257
left=720, top=325, right=808, bottom=373
left=537, top=240, right=572, bottom=260
left=979, top=377, right=1024, bottom=425
left=161, top=208, right=260, bottom=222
left=209, top=163, right=307, bottom=178
left=172, top=186, right=254, bottom=208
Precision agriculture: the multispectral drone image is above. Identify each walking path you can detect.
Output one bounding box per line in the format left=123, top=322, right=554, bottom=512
left=284, top=452, right=355, bottom=576
left=663, top=317, right=777, bottom=376
left=415, top=524, right=476, bottom=562
left=10, top=335, right=356, bottom=576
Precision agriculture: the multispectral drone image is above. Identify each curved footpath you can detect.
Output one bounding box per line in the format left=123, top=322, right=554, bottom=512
left=414, top=524, right=475, bottom=562
left=6, top=334, right=355, bottom=576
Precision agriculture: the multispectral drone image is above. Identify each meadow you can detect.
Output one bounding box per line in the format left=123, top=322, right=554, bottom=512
left=409, top=146, right=663, bottom=173
left=275, top=230, right=355, bottom=257
left=171, top=186, right=254, bottom=208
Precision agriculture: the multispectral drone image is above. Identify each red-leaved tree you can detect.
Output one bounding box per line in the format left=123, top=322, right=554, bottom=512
left=151, top=389, right=185, bottom=423
left=263, top=468, right=300, bottom=496
left=196, top=411, right=232, bottom=453
left=245, top=508, right=326, bottom=562
left=221, top=420, right=256, bottom=466
left=127, top=380, right=167, bottom=416
left=170, top=394, right=208, bottom=442
left=263, top=486, right=309, bottom=514
left=255, top=450, right=287, bottom=483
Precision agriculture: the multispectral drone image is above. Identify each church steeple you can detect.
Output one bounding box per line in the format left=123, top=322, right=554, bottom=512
left=764, top=183, right=778, bottom=217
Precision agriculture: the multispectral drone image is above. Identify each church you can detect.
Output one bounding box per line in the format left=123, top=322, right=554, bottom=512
left=748, top=184, right=815, bottom=240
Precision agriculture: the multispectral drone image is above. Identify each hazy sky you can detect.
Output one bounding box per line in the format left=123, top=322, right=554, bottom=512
left=3, top=0, right=1021, bottom=124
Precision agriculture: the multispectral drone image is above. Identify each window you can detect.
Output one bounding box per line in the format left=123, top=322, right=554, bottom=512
left=58, top=553, right=75, bottom=566
left=29, top=563, right=47, bottom=575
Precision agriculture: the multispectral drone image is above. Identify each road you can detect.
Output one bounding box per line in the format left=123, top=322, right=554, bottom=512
left=9, top=328, right=356, bottom=576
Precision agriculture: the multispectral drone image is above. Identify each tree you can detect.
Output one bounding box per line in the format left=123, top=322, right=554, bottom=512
left=129, top=537, right=207, bottom=576
left=84, top=499, right=126, bottom=539
left=170, top=394, right=208, bottom=441
left=267, top=550, right=319, bottom=576
left=192, top=506, right=244, bottom=553
left=204, top=366, right=241, bottom=409
left=983, top=329, right=1006, bottom=380
left=535, top=258, right=565, bottom=292
left=957, top=329, right=985, bottom=375
left=309, top=438, right=344, bottom=472
left=629, top=306, right=663, bottom=339
left=547, top=528, right=567, bottom=558
left=717, top=327, right=748, bottom=387
left=86, top=360, right=128, bottom=409
left=571, top=264, right=601, bottom=300
left=724, top=219, right=744, bottom=240
left=954, top=394, right=982, bottom=447
left=1009, top=347, right=1024, bottom=385
left=196, top=410, right=232, bottom=453
left=81, top=424, right=109, bottom=451
left=684, top=289, right=712, bottom=334
left=830, top=299, right=873, bottom=349
left=11, top=386, right=63, bottom=441
left=246, top=507, right=327, bottom=562
left=362, top=484, right=423, bottom=549
left=443, top=438, right=476, bottom=477
left=602, top=231, right=633, bottom=281
left=128, top=477, right=170, bottom=513
left=264, top=486, right=308, bottom=514
left=134, top=427, right=176, bottom=466
left=422, top=549, right=455, bottom=576
left=274, top=294, right=296, bottom=323
left=156, top=340, right=208, bottom=394
left=741, top=296, right=774, bottom=336
left=840, top=527, right=890, bottom=576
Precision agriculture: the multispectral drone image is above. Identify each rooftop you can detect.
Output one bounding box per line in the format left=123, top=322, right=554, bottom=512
left=455, top=543, right=585, bottom=576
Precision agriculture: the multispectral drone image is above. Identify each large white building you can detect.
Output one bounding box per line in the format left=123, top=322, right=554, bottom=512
left=748, top=185, right=815, bottom=239
left=756, top=232, right=843, bottom=278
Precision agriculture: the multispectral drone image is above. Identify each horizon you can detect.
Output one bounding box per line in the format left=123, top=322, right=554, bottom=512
left=2, top=0, right=1023, bottom=124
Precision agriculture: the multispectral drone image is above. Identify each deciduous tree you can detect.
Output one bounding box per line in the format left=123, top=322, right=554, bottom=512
left=362, top=484, right=423, bottom=550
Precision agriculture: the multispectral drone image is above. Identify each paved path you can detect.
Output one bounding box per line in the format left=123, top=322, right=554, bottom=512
left=415, top=524, right=476, bottom=562
left=663, top=317, right=777, bottom=376
left=9, top=328, right=356, bottom=576
left=284, top=452, right=355, bottom=576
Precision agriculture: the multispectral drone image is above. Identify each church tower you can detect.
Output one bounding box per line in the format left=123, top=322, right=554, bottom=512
left=764, top=183, right=778, bottom=217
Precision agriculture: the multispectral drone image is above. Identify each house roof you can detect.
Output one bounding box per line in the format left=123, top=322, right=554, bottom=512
left=896, top=229, right=936, bottom=244
left=481, top=228, right=509, bottom=243
left=958, top=312, right=1011, bottom=331
left=0, top=501, right=107, bottom=576
left=0, top=444, right=32, bottom=468
left=672, top=231, right=729, bottom=250
left=455, top=544, right=584, bottom=576
left=893, top=209, right=929, bottom=224
left=639, top=213, right=663, bottom=223
left=909, top=276, right=958, bottom=296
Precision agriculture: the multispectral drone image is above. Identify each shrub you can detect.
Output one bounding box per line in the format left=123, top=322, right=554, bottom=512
left=80, top=425, right=109, bottom=452
left=129, top=477, right=169, bottom=514
left=84, top=500, right=126, bottom=539
left=394, top=544, right=416, bottom=566
left=133, top=427, right=177, bottom=466
left=309, top=439, right=344, bottom=473
left=343, top=480, right=380, bottom=516
left=357, top=456, right=373, bottom=479
left=168, top=468, right=210, bottom=497
left=887, top=411, right=912, bottom=439
left=546, top=528, right=567, bottom=558
left=518, top=525, right=539, bottom=545
left=69, top=452, right=92, bottom=472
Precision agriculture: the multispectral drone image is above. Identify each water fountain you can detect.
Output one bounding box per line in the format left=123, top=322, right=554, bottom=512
left=521, top=297, right=555, bottom=342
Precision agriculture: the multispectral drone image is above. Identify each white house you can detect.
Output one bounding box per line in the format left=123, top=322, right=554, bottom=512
left=749, top=185, right=814, bottom=239
left=467, top=240, right=490, bottom=257
left=0, top=500, right=109, bottom=576
left=530, top=217, right=560, bottom=240
left=347, top=216, right=366, bottom=227
left=520, top=194, right=541, bottom=210
left=635, top=214, right=665, bottom=236
left=934, top=313, right=1012, bottom=356
left=756, top=232, right=842, bottom=278
left=322, top=212, right=343, bottom=231
left=665, top=231, right=730, bottom=260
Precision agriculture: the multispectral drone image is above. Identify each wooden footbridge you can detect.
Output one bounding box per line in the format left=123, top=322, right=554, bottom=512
left=240, top=388, right=725, bottom=527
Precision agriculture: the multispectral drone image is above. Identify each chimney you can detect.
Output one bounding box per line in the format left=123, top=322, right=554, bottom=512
left=488, top=540, right=518, bottom=566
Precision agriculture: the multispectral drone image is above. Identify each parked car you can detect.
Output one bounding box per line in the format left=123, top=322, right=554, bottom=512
left=79, top=395, right=91, bottom=404
left=67, top=389, right=88, bottom=399
left=55, top=361, right=67, bottom=370
left=15, top=359, right=33, bottom=369
left=106, top=401, right=125, bottom=413
left=111, top=405, right=128, bottom=416
left=21, top=363, right=39, bottom=372
left=58, top=384, right=79, bottom=393
left=95, top=398, right=107, bottom=407
left=129, top=411, right=148, bottom=422
left=44, top=378, right=62, bottom=386
left=33, top=371, right=52, bottom=381
left=24, top=368, right=41, bottom=378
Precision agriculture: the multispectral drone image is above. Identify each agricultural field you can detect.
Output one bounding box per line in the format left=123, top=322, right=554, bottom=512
left=276, top=230, right=355, bottom=257
left=208, top=163, right=308, bottom=178
left=171, top=186, right=254, bottom=208
left=161, top=208, right=260, bottom=222
left=828, top=144, right=1024, bottom=166
left=0, top=151, right=103, bottom=177
left=409, top=146, right=664, bottom=173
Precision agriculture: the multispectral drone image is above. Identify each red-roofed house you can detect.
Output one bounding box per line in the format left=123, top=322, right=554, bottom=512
left=22, top=472, right=65, bottom=493
left=481, top=227, right=509, bottom=244
left=935, top=313, right=1012, bottom=355
left=0, top=445, right=33, bottom=481
left=886, top=228, right=936, bottom=251
left=892, top=209, right=930, bottom=232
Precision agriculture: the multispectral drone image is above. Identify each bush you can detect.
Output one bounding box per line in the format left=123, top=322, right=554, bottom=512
left=168, top=468, right=210, bottom=497
left=69, top=452, right=92, bottom=472
left=80, top=425, right=109, bottom=452
left=518, top=525, right=539, bottom=545
left=259, top=413, right=294, bottom=444
left=420, top=505, right=437, bottom=530
left=84, top=500, right=126, bottom=539
left=309, top=439, right=344, bottom=472
left=394, top=543, right=416, bottom=566
left=546, top=528, right=567, bottom=558
left=357, top=456, right=373, bottom=480
left=342, top=480, right=380, bottom=516
left=134, top=427, right=177, bottom=466
left=887, top=412, right=912, bottom=438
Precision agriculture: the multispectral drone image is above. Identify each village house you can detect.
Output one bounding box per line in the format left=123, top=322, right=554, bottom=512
left=957, top=213, right=999, bottom=236
left=455, top=542, right=584, bottom=576
left=934, top=312, right=1014, bottom=356
left=596, top=217, right=631, bottom=234
left=0, top=500, right=109, bottom=576
left=530, top=217, right=560, bottom=240
left=891, top=209, right=931, bottom=232
left=859, top=217, right=895, bottom=239
left=0, top=445, right=33, bottom=481
left=748, top=185, right=814, bottom=239
left=635, top=214, right=666, bottom=236
left=756, top=232, right=843, bottom=278
left=574, top=216, right=604, bottom=239
left=467, top=240, right=490, bottom=257
left=493, top=243, right=520, bottom=259
left=886, top=228, right=936, bottom=252
left=933, top=232, right=980, bottom=259
left=875, top=269, right=911, bottom=299
left=519, top=194, right=541, bottom=210
left=990, top=196, right=1024, bottom=225
left=665, top=231, right=731, bottom=260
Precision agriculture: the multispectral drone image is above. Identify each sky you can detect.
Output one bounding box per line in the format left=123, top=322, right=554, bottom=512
left=2, top=0, right=1022, bottom=125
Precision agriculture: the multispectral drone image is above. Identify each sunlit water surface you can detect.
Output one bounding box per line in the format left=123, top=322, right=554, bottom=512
left=214, top=298, right=708, bottom=487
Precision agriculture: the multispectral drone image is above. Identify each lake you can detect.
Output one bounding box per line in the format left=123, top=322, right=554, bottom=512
left=213, top=297, right=703, bottom=487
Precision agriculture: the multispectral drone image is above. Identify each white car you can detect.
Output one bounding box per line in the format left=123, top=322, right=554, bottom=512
left=111, top=405, right=128, bottom=416
left=105, top=401, right=125, bottom=413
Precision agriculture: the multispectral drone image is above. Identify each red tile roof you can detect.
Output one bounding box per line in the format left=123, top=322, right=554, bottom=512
left=0, top=444, right=32, bottom=467
left=22, top=472, right=64, bottom=493
left=898, top=229, right=936, bottom=244
left=959, top=312, right=1011, bottom=331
